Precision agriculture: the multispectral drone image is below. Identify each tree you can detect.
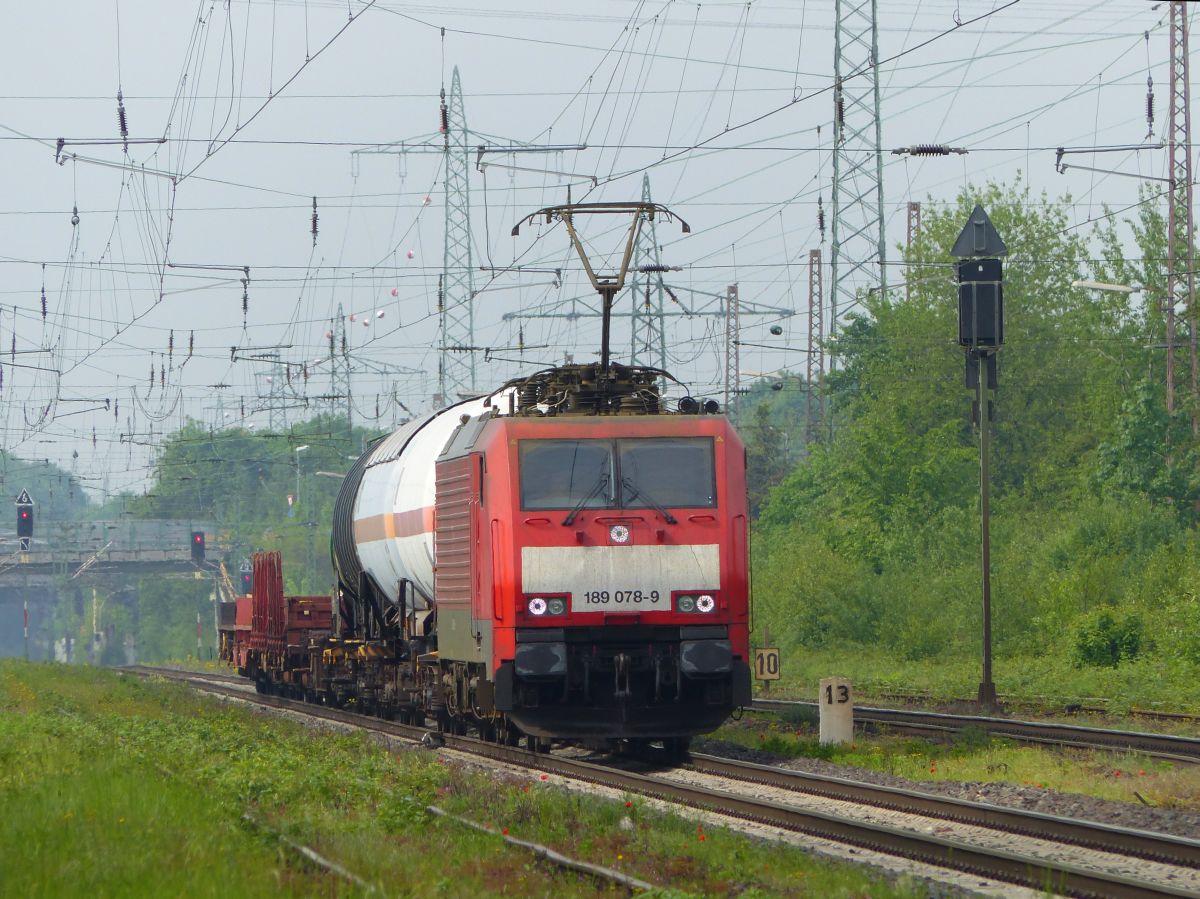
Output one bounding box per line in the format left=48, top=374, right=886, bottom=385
left=752, top=178, right=1177, bottom=660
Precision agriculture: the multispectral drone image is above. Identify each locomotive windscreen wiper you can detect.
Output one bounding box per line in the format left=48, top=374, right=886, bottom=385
left=621, top=477, right=678, bottom=524
left=562, top=472, right=610, bottom=526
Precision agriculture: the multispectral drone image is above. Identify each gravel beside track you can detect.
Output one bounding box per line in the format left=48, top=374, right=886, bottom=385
left=695, top=737, right=1200, bottom=840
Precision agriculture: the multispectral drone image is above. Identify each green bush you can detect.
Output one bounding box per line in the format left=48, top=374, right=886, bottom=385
left=1073, top=609, right=1144, bottom=668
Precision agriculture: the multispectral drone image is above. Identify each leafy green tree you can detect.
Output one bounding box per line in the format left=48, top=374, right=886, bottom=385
left=0, top=450, right=90, bottom=520
left=743, top=403, right=792, bottom=517
left=753, top=178, right=1186, bottom=662
left=128, top=413, right=383, bottom=593
left=1095, top=379, right=1200, bottom=518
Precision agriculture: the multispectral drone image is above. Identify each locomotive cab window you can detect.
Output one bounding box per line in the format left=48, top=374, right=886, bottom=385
left=520, top=440, right=614, bottom=510
left=519, top=437, right=716, bottom=510
left=617, top=438, right=716, bottom=509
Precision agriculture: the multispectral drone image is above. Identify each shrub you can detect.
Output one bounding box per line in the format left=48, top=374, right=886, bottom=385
left=1073, top=609, right=1143, bottom=668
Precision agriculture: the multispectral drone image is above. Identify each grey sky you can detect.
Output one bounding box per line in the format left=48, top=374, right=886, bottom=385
left=0, top=0, right=1176, bottom=497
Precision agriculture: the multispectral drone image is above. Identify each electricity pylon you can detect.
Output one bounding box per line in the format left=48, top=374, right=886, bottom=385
left=831, top=0, right=887, bottom=369
left=440, top=67, right=476, bottom=404
left=628, top=175, right=668, bottom=373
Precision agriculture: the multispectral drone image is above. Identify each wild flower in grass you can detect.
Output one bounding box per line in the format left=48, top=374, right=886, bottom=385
left=501, top=827, right=509, bottom=835
left=539, top=774, right=548, bottom=781
left=625, top=801, right=633, bottom=808
left=1139, top=769, right=1147, bottom=776
left=1113, top=770, right=1121, bottom=777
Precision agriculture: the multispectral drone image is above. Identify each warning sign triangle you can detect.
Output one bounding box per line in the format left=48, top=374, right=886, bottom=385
left=950, top=204, right=1008, bottom=258
left=15, top=489, right=32, bottom=505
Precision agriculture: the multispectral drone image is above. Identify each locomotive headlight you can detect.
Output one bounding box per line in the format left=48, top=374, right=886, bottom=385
left=546, top=597, right=566, bottom=616
left=677, top=595, right=696, bottom=613
left=695, top=594, right=716, bottom=613
left=527, top=597, right=548, bottom=616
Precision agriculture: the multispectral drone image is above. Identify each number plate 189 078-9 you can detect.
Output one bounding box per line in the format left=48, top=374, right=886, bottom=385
left=575, top=589, right=666, bottom=611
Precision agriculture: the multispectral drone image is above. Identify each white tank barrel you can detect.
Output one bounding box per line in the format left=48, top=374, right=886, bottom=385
left=331, top=395, right=497, bottom=609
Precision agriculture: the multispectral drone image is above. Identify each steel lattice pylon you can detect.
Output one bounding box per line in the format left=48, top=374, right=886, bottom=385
left=831, top=0, right=886, bottom=368
left=440, top=66, right=476, bottom=403
left=329, top=303, right=352, bottom=429
left=629, top=175, right=667, bottom=372
left=724, top=284, right=740, bottom=417
left=806, top=249, right=824, bottom=442
left=1167, top=2, right=1196, bottom=421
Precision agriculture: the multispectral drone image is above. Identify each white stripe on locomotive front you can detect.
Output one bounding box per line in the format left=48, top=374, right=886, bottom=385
left=522, top=544, right=720, bottom=612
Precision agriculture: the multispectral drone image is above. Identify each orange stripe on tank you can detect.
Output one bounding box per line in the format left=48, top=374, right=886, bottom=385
left=353, top=506, right=434, bottom=544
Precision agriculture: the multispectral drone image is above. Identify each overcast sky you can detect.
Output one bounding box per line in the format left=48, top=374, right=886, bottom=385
left=0, top=0, right=1180, bottom=498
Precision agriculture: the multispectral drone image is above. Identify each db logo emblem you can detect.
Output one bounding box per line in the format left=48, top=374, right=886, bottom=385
left=608, top=525, right=630, bottom=544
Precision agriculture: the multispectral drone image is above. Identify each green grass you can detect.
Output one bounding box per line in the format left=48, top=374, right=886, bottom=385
left=0, top=661, right=931, bottom=898
left=759, top=645, right=1200, bottom=724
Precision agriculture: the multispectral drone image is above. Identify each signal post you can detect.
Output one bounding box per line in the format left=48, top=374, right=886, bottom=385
left=951, top=205, right=1007, bottom=712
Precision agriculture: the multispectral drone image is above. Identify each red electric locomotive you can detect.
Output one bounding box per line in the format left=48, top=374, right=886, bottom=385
left=234, top=200, right=752, bottom=754
left=325, top=363, right=752, bottom=754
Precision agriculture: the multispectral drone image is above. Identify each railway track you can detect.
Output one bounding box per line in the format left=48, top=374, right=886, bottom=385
left=857, top=690, right=1200, bottom=726
left=126, top=666, right=1200, bottom=898
left=753, top=698, right=1200, bottom=764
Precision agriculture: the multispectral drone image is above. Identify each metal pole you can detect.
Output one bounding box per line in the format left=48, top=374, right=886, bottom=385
left=1167, top=295, right=1178, bottom=414
left=762, top=625, right=771, bottom=696
left=977, top=353, right=997, bottom=709
left=212, top=585, right=220, bottom=661
left=23, top=598, right=28, bottom=661
left=599, top=285, right=617, bottom=372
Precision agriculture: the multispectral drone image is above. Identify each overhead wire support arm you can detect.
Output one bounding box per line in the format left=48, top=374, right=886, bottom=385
left=475, top=144, right=588, bottom=164
left=477, top=160, right=597, bottom=186
left=55, top=137, right=166, bottom=165
left=475, top=143, right=594, bottom=184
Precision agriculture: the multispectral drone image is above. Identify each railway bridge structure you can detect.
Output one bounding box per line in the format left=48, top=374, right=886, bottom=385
left=0, top=519, right=222, bottom=661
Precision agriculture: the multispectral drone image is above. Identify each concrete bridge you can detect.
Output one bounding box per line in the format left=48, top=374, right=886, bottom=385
left=0, top=518, right=222, bottom=660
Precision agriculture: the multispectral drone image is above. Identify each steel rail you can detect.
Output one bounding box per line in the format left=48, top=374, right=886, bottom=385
left=753, top=699, right=1200, bottom=763
left=687, top=753, right=1200, bottom=868
left=127, top=666, right=1200, bottom=898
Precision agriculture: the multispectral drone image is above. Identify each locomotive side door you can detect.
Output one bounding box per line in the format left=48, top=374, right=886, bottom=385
left=433, top=452, right=485, bottom=665
left=469, top=454, right=495, bottom=674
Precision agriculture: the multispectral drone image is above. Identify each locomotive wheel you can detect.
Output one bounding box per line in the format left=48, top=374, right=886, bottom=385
left=661, top=737, right=691, bottom=763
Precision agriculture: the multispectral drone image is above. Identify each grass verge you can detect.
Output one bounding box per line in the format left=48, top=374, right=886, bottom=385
left=759, top=646, right=1200, bottom=733
left=0, top=661, right=930, bottom=898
